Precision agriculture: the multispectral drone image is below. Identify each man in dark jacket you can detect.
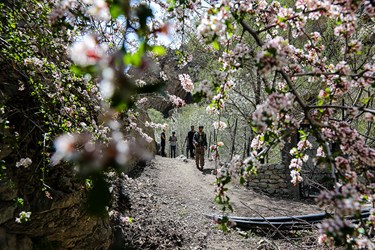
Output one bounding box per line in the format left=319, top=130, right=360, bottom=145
left=193, top=125, right=207, bottom=170
left=187, top=125, right=195, bottom=158
left=160, top=129, right=166, bottom=157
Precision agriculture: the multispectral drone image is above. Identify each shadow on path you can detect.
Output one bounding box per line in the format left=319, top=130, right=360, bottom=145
left=199, top=168, right=216, bottom=175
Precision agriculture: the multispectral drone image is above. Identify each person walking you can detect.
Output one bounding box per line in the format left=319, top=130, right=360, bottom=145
left=160, top=129, right=166, bottom=157
left=187, top=125, right=195, bottom=158
left=169, top=131, right=177, bottom=158
left=193, top=125, right=207, bottom=170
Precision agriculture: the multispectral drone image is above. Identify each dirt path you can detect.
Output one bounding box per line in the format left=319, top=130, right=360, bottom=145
left=122, top=156, right=326, bottom=249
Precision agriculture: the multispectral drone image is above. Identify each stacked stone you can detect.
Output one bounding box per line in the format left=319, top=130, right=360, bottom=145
left=247, top=164, right=291, bottom=197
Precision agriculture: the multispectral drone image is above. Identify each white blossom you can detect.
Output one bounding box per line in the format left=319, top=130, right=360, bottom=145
left=16, top=158, right=32, bottom=168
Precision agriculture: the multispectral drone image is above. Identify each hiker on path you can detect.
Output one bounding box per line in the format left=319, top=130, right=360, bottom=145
left=169, top=131, right=177, bottom=158
left=193, top=125, right=207, bottom=170
left=186, top=125, right=195, bottom=158
left=161, top=129, right=166, bottom=157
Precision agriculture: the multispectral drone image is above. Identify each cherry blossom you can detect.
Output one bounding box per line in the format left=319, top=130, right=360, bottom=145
left=84, top=0, right=110, bottom=21
left=51, top=134, right=76, bottom=165
left=213, top=121, right=227, bottom=131
left=15, top=211, right=31, bottom=224
left=16, top=158, right=32, bottom=168
left=69, top=34, right=108, bottom=66
left=178, top=74, right=194, bottom=92
left=168, top=94, right=186, bottom=107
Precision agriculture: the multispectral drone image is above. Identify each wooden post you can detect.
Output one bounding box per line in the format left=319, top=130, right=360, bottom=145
left=213, top=129, right=217, bottom=145
left=208, top=131, right=212, bottom=158
left=243, top=126, right=247, bottom=159
left=230, top=118, right=238, bottom=160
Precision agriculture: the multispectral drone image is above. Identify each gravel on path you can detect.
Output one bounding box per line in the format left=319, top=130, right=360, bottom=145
left=110, top=156, right=326, bottom=249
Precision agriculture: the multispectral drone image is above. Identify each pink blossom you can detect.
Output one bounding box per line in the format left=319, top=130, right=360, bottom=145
left=364, top=112, right=375, bottom=123
left=69, top=34, right=108, bottom=66
left=257, top=36, right=296, bottom=74
left=179, top=74, right=194, bottom=92
left=213, top=121, right=227, bottom=131
left=51, top=134, right=76, bottom=165
left=316, top=146, right=325, bottom=157
left=84, top=0, right=110, bottom=21
left=251, top=135, right=263, bottom=150
left=290, top=169, right=303, bottom=186
left=364, top=1, right=375, bottom=17
left=168, top=94, right=186, bottom=107
left=297, top=139, right=312, bottom=150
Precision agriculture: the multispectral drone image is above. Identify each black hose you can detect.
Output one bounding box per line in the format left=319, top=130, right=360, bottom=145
left=205, top=209, right=371, bottom=230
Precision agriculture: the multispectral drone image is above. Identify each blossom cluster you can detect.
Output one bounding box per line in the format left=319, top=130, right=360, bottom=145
left=15, top=158, right=32, bottom=168
left=15, top=211, right=31, bottom=224
left=323, top=121, right=375, bottom=167
left=70, top=34, right=108, bottom=67
left=220, top=43, right=251, bottom=69
left=83, top=0, right=111, bottom=21
left=212, top=121, right=227, bottom=131
left=210, top=142, right=224, bottom=160
left=145, top=121, right=168, bottom=130
left=109, top=210, right=133, bottom=224
left=168, top=94, right=186, bottom=107
left=178, top=74, right=194, bottom=92
left=194, top=80, right=214, bottom=99
left=257, top=37, right=296, bottom=74
left=252, top=93, right=295, bottom=133
left=197, top=6, right=231, bottom=43
left=177, top=54, right=193, bottom=69
left=51, top=0, right=112, bottom=24
left=160, top=71, right=168, bottom=81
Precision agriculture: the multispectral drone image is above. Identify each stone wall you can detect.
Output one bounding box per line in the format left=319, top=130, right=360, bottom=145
left=247, top=164, right=299, bottom=198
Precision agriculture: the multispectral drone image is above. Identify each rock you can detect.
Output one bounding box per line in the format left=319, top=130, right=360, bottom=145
left=266, top=189, right=276, bottom=194
left=279, top=183, right=288, bottom=188
left=2, top=189, right=112, bottom=249
left=0, top=181, right=17, bottom=201
left=128, top=50, right=194, bottom=117
left=274, top=164, right=286, bottom=170
left=0, top=228, right=32, bottom=250
left=0, top=202, right=16, bottom=224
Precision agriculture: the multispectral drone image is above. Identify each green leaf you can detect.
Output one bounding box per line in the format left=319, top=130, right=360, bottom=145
left=152, top=45, right=166, bottom=56
left=317, top=98, right=324, bottom=106
left=265, top=86, right=274, bottom=94
left=212, top=40, right=220, bottom=50
left=240, top=176, right=245, bottom=185
left=109, top=4, right=123, bottom=18
left=298, top=129, right=307, bottom=139
left=360, top=97, right=371, bottom=105
left=71, top=65, right=84, bottom=75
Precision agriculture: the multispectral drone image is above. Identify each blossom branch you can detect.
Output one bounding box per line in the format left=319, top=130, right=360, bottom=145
left=239, top=19, right=263, bottom=46
left=257, top=8, right=325, bottom=34
left=293, top=70, right=374, bottom=79
left=306, top=105, right=375, bottom=115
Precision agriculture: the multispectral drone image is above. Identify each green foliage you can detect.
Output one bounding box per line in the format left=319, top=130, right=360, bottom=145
left=147, top=108, right=164, bottom=124
left=0, top=0, right=107, bottom=214
left=16, top=197, right=24, bottom=207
